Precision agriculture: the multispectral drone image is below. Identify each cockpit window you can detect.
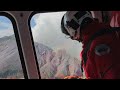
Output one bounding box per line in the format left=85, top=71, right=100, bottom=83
left=30, top=12, right=83, bottom=79
left=0, top=16, right=24, bottom=79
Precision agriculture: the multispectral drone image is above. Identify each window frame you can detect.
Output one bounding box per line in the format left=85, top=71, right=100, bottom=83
left=28, top=11, right=66, bottom=79
left=0, top=11, right=28, bottom=79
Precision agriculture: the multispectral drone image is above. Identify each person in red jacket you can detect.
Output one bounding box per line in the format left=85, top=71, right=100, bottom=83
left=61, top=11, right=120, bottom=79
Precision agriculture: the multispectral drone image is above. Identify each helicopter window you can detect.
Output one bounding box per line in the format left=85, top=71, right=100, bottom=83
left=30, top=12, right=83, bottom=79
left=0, top=15, right=24, bottom=79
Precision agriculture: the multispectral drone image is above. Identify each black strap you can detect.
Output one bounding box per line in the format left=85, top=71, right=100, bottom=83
left=81, top=27, right=120, bottom=72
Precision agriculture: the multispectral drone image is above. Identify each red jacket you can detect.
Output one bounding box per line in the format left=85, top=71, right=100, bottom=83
left=81, top=21, right=120, bottom=79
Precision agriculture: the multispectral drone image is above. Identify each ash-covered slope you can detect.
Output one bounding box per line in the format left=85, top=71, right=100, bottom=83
left=0, top=35, right=82, bottom=79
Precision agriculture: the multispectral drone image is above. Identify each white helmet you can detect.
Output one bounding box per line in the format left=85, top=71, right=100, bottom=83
left=61, top=11, right=93, bottom=41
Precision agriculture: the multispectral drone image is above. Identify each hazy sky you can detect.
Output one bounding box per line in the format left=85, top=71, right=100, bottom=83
left=0, top=16, right=14, bottom=38
left=31, top=12, right=83, bottom=59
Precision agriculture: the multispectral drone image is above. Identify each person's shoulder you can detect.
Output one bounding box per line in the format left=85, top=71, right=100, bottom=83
left=89, top=32, right=112, bottom=52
